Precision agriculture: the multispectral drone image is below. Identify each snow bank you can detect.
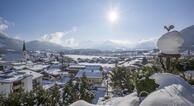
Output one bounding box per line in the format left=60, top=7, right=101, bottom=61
left=70, top=100, right=96, bottom=106
left=99, top=92, right=139, bottom=106
left=140, top=73, right=194, bottom=106
left=70, top=93, right=139, bottom=106
left=140, top=84, right=194, bottom=106
left=150, top=73, right=194, bottom=93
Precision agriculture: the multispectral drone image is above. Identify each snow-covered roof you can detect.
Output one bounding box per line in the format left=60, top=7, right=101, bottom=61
left=13, top=65, right=26, bottom=70
left=79, top=62, right=115, bottom=68
left=0, top=71, right=31, bottom=83
left=19, top=69, right=43, bottom=80
left=56, top=76, right=71, bottom=85
left=80, top=64, right=102, bottom=70
left=11, top=62, right=26, bottom=65
left=75, top=69, right=102, bottom=79
left=27, top=64, right=49, bottom=71
left=44, top=68, right=67, bottom=76
left=51, top=61, right=60, bottom=64
left=42, top=80, right=55, bottom=89
left=68, top=64, right=86, bottom=69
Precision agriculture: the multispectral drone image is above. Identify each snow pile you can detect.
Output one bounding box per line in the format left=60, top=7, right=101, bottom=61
left=102, top=92, right=139, bottom=106
left=70, top=100, right=96, bottom=106
left=70, top=93, right=139, bottom=106
left=157, top=31, right=184, bottom=54
left=140, top=73, right=194, bottom=106
left=140, top=84, right=194, bottom=106
left=180, top=25, right=194, bottom=48
left=150, top=73, right=194, bottom=92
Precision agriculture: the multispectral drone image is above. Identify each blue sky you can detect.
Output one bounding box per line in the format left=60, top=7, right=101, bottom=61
left=0, top=0, right=194, bottom=48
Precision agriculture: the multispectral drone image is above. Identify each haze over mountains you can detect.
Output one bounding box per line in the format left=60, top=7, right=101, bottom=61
left=0, top=25, right=194, bottom=51
left=0, top=32, right=156, bottom=51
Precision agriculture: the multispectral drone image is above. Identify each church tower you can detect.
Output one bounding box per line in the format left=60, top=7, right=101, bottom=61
left=22, top=41, right=27, bottom=62
left=22, top=41, right=26, bottom=52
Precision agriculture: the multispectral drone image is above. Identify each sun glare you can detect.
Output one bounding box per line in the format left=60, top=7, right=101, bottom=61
left=108, top=10, right=119, bottom=23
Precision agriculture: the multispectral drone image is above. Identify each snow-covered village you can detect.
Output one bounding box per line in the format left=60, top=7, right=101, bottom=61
left=0, top=0, right=194, bottom=106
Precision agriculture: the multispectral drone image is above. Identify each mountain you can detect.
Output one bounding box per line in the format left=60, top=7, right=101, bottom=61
left=0, top=32, right=68, bottom=52
left=0, top=32, right=22, bottom=52
left=0, top=31, right=157, bottom=51
left=93, top=40, right=129, bottom=51
left=78, top=39, right=157, bottom=51
left=26, top=40, right=69, bottom=51
left=180, top=25, right=194, bottom=49
left=135, top=39, right=157, bottom=50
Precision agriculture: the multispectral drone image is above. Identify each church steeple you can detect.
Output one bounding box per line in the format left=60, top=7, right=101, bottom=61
left=22, top=41, right=26, bottom=52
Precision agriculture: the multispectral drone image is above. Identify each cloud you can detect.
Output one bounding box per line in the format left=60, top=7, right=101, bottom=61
left=135, top=38, right=158, bottom=49
left=40, top=26, right=157, bottom=50
left=0, top=17, right=14, bottom=33
left=40, top=27, right=79, bottom=47
left=77, top=38, right=157, bottom=50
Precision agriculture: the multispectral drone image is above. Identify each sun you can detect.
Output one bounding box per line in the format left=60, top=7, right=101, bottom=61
left=108, top=9, right=119, bottom=23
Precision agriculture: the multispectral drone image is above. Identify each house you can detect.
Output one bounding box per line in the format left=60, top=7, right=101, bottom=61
left=19, top=69, right=43, bottom=88
left=67, top=64, right=86, bottom=75
left=27, top=64, right=49, bottom=72
left=84, top=64, right=102, bottom=70
left=0, top=71, right=32, bottom=96
left=75, top=69, right=103, bottom=84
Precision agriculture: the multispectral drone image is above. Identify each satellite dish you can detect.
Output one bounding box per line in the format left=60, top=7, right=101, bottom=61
left=157, top=31, right=184, bottom=54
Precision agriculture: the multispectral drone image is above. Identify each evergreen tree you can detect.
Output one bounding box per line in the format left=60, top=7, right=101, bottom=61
left=47, top=85, right=61, bottom=106
left=142, top=57, right=148, bottom=65
left=136, top=76, right=159, bottom=97
left=110, top=67, right=134, bottom=95
left=63, top=81, right=79, bottom=105
left=21, top=91, right=36, bottom=106
left=3, top=91, right=22, bottom=106
left=34, top=86, right=50, bottom=106
left=79, top=73, right=94, bottom=103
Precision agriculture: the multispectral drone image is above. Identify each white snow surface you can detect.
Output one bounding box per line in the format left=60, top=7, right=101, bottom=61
left=70, top=100, right=96, bottom=106
left=140, top=84, right=194, bottom=106
left=150, top=73, right=194, bottom=92
left=100, top=92, right=139, bottom=106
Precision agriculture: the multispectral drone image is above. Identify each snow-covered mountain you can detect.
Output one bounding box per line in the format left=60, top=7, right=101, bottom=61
left=0, top=31, right=157, bottom=51
left=26, top=40, right=69, bottom=51
left=78, top=40, right=156, bottom=51
left=93, top=40, right=129, bottom=51
left=0, top=32, right=67, bottom=52
left=180, top=25, right=194, bottom=50
left=0, top=32, right=22, bottom=52
left=135, top=39, right=157, bottom=50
